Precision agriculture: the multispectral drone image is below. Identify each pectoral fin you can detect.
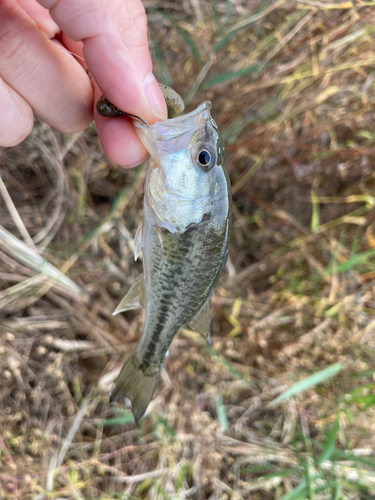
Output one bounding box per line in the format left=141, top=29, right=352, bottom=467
left=134, top=219, right=143, bottom=261
left=113, top=274, right=144, bottom=316
left=187, top=296, right=212, bottom=343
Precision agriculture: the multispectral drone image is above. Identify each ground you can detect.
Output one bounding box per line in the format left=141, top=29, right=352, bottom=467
left=1, top=1, right=375, bottom=498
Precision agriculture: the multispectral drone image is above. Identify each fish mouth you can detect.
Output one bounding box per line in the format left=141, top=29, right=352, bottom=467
left=134, top=101, right=213, bottom=143
left=158, top=101, right=212, bottom=126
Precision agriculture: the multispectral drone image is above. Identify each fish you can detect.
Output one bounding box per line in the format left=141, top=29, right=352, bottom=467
left=108, top=100, right=231, bottom=422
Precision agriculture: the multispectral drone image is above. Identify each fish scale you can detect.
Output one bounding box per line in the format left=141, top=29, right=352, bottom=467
left=139, top=213, right=229, bottom=366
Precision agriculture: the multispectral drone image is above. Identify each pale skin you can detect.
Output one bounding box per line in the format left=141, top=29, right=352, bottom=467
left=0, top=0, right=168, bottom=167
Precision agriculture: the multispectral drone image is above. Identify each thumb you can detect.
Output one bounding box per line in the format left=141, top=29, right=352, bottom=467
left=36, top=0, right=167, bottom=124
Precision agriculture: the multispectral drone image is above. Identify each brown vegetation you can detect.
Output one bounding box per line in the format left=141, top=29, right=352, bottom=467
left=2, top=0, right=375, bottom=498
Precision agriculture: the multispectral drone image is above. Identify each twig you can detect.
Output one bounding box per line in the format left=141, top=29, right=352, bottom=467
left=0, top=175, right=37, bottom=251
left=112, top=467, right=165, bottom=483
left=46, top=400, right=90, bottom=492
left=184, top=54, right=216, bottom=105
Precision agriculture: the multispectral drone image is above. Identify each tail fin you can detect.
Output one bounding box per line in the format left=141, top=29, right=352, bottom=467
left=110, top=350, right=162, bottom=422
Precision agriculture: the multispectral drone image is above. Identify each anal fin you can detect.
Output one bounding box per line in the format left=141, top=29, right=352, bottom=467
left=186, top=296, right=212, bottom=344
left=113, top=274, right=144, bottom=316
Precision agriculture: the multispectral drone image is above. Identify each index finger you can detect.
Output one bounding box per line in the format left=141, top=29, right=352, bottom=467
left=37, top=0, right=167, bottom=125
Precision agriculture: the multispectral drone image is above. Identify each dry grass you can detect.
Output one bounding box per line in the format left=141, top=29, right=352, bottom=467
left=2, top=0, right=375, bottom=498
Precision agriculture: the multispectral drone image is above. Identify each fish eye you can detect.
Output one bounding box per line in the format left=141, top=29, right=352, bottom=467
left=199, top=150, right=211, bottom=165
left=195, top=146, right=215, bottom=171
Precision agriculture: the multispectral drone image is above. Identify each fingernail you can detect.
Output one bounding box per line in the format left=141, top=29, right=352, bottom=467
left=143, top=72, right=167, bottom=121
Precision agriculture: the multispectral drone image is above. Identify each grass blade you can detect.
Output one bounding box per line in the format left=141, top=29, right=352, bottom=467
left=202, top=64, right=264, bottom=88
left=214, top=0, right=283, bottom=52
left=267, top=363, right=342, bottom=407
left=311, top=190, right=320, bottom=232
left=304, top=461, right=313, bottom=500
left=318, top=417, right=339, bottom=465
left=215, top=394, right=229, bottom=430
left=280, top=479, right=308, bottom=500
left=150, top=35, right=172, bottom=87
left=0, top=225, right=82, bottom=296
left=175, top=25, right=202, bottom=65
left=154, top=11, right=202, bottom=65
left=94, top=410, right=135, bottom=426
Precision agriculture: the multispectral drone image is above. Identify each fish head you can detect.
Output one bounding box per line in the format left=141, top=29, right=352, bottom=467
left=134, top=101, right=229, bottom=233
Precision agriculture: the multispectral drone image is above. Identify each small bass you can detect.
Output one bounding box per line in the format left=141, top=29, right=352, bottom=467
left=99, top=97, right=231, bottom=422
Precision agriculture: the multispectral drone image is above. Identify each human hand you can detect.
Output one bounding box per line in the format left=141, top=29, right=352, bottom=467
left=0, top=0, right=167, bottom=167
